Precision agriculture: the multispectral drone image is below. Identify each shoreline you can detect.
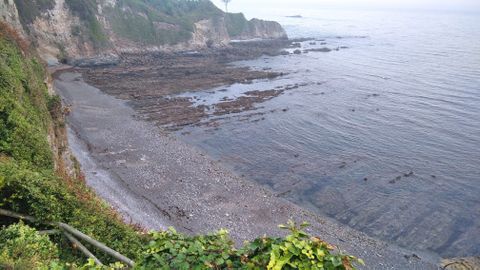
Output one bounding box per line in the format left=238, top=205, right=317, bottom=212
left=54, top=71, right=440, bottom=269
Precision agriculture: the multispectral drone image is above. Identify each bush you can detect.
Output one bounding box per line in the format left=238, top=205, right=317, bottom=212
left=0, top=159, right=146, bottom=265
left=136, top=221, right=363, bottom=270
left=136, top=228, right=236, bottom=269
left=0, top=33, right=53, bottom=169
left=0, top=222, right=59, bottom=269
left=0, top=160, right=77, bottom=222
left=225, top=13, right=248, bottom=37
left=0, top=21, right=30, bottom=53
left=265, top=221, right=363, bottom=270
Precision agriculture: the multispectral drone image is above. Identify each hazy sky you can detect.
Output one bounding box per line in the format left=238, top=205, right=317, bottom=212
left=211, top=0, right=480, bottom=13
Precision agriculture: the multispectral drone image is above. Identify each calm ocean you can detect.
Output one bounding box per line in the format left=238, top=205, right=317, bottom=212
left=178, top=8, right=480, bottom=257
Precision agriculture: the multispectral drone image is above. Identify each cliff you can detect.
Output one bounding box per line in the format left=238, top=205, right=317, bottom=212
left=226, top=13, right=287, bottom=40
left=1, top=0, right=287, bottom=64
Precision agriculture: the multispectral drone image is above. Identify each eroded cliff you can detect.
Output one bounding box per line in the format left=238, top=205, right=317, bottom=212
left=1, top=0, right=287, bottom=64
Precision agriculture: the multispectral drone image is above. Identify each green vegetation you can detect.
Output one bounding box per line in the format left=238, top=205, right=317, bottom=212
left=0, top=22, right=362, bottom=270
left=12, top=0, right=253, bottom=48
left=106, top=0, right=223, bottom=45
left=0, top=26, right=53, bottom=168
left=225, top=13, right=249, bottom=37
left=137, top=221, right=363, bottom=270
left=0, top=222, right=59, bottom=269
left=62, top=0, right=227, bottom=46
left=0, top=24, right=144, bottom=267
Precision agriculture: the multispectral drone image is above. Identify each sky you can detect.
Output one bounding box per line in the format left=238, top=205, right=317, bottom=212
left=211, top=0, right=480, bottom=13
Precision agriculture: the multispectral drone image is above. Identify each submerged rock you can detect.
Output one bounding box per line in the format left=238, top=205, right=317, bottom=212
left=72, top=54, right=121, bottom=67
left=441, top=256, right=480, bottom=270
left=304, top=47, right=332, bottom=53
left=290, top=42, right=302, bottom=48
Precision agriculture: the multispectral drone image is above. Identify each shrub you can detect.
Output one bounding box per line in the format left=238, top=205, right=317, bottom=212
left=47, top=94, right=62, bottom=117
left=0, top=159, right=146, bottom=264
left=225, top=13, right=248, bottom=37
left=136, top=221, right=363, bottom=269
left=0, top=222, right=59, bottom=269
left=0, top=160, right=77, bottom=222
left=0, top=33, right=53, bottom=169
left=265, top=221, right=363, bottom=270
left=0, top=21, right=30, bottom=53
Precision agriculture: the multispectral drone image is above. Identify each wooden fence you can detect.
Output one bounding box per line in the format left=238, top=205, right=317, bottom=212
left=0, top=208, right=135, bottom=267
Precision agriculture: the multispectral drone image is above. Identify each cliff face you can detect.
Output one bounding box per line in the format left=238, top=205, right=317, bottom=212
left=239, top=19, right=287, bottom=40
left=1, top=0, right=287, bottom=64
left=0, top=0, right=22, bottom=31
left=226, top=13, right=287, bottom=40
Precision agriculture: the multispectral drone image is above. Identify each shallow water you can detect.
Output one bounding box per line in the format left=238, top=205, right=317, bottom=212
left=177, top=9, right=480, bottom=257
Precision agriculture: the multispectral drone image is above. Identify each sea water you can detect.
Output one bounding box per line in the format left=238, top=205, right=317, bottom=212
left=178, top=8, right=480, bottom=257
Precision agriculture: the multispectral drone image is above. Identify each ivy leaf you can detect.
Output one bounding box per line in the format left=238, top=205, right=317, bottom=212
left=331, top=256, right=343, bottom=267
left=300, top=221, right=310, bottom=228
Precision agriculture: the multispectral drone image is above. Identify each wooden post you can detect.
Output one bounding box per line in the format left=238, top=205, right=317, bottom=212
left=58, top=222, right=135, bottom=267
left=0, top=209, right=39, bottom=223
left=63, top=231, right=103, bottom=266
left=38, top=229, right=60, bottom=235
left=0, top=208, right=135, bottom=267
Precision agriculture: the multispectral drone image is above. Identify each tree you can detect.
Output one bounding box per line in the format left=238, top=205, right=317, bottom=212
left=221, top=0, right=232, bottom=13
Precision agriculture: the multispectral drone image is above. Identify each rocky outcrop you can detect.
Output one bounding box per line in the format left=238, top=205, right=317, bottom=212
left=28, top=0, right=96, bottom=65
left=0, top=0, right=287, bottom=64
left=225, top=13, right=287, bottom=41
left=441, top=257, right=480, bottom=270
left=191, top=18, right=230, bottom=48
left=233, top=18, right=287, bottom=40
left=0, top=0, right=22, bottom=32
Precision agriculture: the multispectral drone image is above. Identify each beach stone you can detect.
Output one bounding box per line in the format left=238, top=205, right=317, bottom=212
left=441, top=257, right=480, bottom=270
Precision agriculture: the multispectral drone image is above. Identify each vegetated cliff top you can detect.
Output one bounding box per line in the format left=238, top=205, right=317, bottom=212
left=5, top=0, right=287, bottom=62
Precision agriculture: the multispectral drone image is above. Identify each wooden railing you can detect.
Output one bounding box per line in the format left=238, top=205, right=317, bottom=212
left=0, top=208, right=135, bottom=267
